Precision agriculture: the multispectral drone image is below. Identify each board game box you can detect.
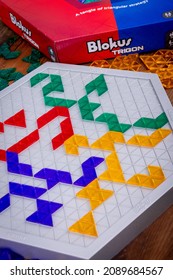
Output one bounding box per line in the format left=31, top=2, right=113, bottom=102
left=0, top=62, right=173, bottom=259
left=0, top=0, right=173, bottom=64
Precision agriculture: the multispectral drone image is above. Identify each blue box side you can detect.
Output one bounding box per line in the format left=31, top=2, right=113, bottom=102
left=115, top=22, right=173, bottom=55
left=111, top=0, right=173, bottom=28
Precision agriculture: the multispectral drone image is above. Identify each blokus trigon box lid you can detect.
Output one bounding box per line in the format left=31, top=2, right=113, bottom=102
left=0, top=0, right=173, bottom=63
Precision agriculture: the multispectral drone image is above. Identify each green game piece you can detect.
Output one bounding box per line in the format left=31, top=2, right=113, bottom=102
left=85, top=74, right=108, bottom=96
left=0, top=78, right=9, bottom=90
left=78, top=96, right=100, bottom=120
left=6, top=36, right=18, bottom=45
left=0, top=68, right=16, bottom=79
left=22, top=49, right=43, bottom=63
left=96, top=113, right=118, bottom=123
left=42, top=74, right=64, bottom=95
left=79, top=108, right=95, bottom=121
left=8, top=72, right=24, bottom=81
left=44, top=96, right=76, bottom=108
left=0, top=41, right=21, bottom=59
left=95, top=113, right=131, bottom=132
left=30, top=73, right=49, bottom=87
left=156, top=112, right=168, bottom=128
left=0, top=43, right=9, bottom=54
left=133, top=112, right=168, bottom=129
left=22, top=56, right=33, bottom=63
left=27, top=63, right=41, bottom=73
left=30, top=72, right=76, bottom=108
left=89, top=103, right=100, bottom=111
left=4, top=50, right=21, bottom=59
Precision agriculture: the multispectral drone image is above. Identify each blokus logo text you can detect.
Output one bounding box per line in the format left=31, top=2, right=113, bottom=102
left=86, top=37, right=144, bottom=55
left=87, top=37, right=132, bottom=53
left=9, top=13, right=32, bottom=37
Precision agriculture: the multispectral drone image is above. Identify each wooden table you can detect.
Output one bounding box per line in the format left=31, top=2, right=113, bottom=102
left=0, top=20, right=173, bottom=260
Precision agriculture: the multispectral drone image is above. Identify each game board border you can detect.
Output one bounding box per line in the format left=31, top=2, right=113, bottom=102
left=0, top=62, right=173, bottom=260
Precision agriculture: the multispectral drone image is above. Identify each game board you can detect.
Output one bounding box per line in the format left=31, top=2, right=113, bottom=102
left=0, top=62, right=173, bottom=260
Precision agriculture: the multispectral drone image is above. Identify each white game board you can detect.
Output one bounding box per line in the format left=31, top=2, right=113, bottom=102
left=0, top=62, right=173, bottom=259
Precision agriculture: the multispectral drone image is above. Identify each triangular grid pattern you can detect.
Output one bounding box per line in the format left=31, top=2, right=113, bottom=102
left=0, top=63, right=173, bottom=259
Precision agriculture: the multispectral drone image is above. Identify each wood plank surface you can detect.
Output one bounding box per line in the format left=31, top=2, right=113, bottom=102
left=0, top=20, right=173, bottom=260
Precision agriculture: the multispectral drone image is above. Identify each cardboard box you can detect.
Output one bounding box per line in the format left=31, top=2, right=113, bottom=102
left=0, top=0, right=173, bottom=64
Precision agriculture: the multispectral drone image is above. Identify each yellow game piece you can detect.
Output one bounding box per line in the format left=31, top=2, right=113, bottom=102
left=90, top=60, right=110, bottom=68
left=140, top=50, right=173, bottom=89
left=140, top=55, right=161, bottom=70
left=99, top=152, right=125, bottom=183
left=76, top=179, right=113, bottom=210
left=127, top=165, right=165, bottom=188
left=150, top=129, right=172, bottom=146
left=64, top=134, right=89, bottom=155
left=68, top=211, right=98, bottom=237
left=153, top=49, right=173, bottom=59
left=64, top=143, right=79, bottom=155
left=110, top=55, right=141, bottom=71
left=161, top=78, right=173, bottom=89
left=127, top=129, right=172, bottom=147
left=100, top=170, right=126, bottom=183
left=148, top=165, right=165, bottom=179
left=91, top=131, right=125, bottom=151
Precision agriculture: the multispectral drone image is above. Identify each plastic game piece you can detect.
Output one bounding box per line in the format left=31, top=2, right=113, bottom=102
left=6, top=151, right=33, bottom=176
left=64, top=135, right=89, bottom=155
left=30, top=73, right=49, bottom=87
left=42, top=74, right=64, bottom=95
left=127, top=165, right=165, bottom=188
left=0, top=68, right=23, bottom=89
left=110, top=54, right=141, bottom=71
left=133, top=112, right=168, bottom=129
left=0, top=42, right=21, bottom=59
left=0, top=150, right=6, bottom=162
left=0, top=62, right=173, bottom=260
left=76, top=179, right=113, bottom=210
left=8, top=72, right=24, bottom=81
left=22, top=49, right=43, bottom=64
left=0, top=68, right=16, bottom=79
left=0, top=248, right=24, bottom=260
left=161, top=78, right=173, bottom=89
left=127, top=129, right=172, bottom=147
left=0, top=194, right=10, bottom=213
left=0, top=77, right=8, bottom=90
left=78, top=95, right=100, bottom=120
left=69, top=211, right=98, bottom=237
left=51, top=118, right=74, bottom=150
left=34, top=168, right=72, bottom=189
left=95, top=113, right=132, bottom=132
left=85, top=74, right=108, bottom=96
left=27, top=63, right=41, bottom=73
left=140, top=55, right=162, bottom=70
left=0, top=122, right=4, bottom=133
left=9, top=182, right=47, bottom=199
left=140, top=50, right=173, bottom=89
left=74, top=157, right=104, bottom=186
left=90, top=60, right=110, bottom=68
left=26, top=199, right=63, bottom=227
left=91, top=131, right=125, bottom=151
left=8, top=130, right=40, bottom=153
left=99, top=152, right=125, bottom=183
left=153, top=49, right=173, bottom=60
left=4, top=110, right=26, bottom=128
left=90, top=51, right=173, bottom=90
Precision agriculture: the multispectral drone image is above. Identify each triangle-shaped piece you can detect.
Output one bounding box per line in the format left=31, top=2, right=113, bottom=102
left=68, top=211, right=98, bottom=237
left=4, top=110, right=26, bottom=128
